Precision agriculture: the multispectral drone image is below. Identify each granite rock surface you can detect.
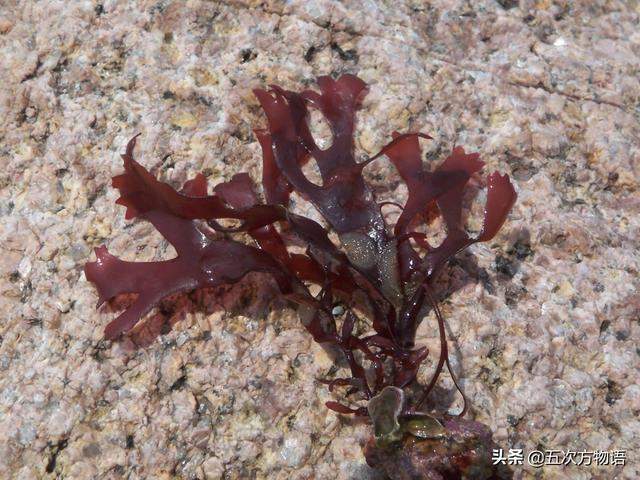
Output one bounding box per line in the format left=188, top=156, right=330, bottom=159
left=0, top=1, right=639, bottom=479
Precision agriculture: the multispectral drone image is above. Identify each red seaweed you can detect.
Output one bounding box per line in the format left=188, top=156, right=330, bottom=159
left=85, top=74, right=516, bottom=479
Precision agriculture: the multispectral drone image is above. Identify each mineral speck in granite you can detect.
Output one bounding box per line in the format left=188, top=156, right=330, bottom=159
left=0, top=1, right=639, bottom=479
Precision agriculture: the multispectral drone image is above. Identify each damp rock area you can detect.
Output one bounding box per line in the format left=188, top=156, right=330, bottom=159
left=0, top=1, right=638, bottom=479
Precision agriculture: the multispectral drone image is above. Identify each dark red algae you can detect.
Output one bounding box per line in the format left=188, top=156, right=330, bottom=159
left=85, top=74, right=516, bottom=478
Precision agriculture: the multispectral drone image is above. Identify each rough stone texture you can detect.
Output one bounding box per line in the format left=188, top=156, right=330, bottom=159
left=0, top=1, right=639, bottom=479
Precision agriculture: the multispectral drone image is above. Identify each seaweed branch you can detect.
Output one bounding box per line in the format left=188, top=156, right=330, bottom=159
left=85, top=74, right=517, bottom=479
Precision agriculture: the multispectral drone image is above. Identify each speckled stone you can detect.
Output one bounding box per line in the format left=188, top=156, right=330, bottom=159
left=0, top=1, right=638, bottom=479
